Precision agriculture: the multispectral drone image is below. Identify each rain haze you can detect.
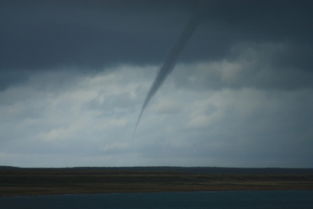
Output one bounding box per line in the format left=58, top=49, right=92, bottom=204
left=0, top=0, right=313, bottom=168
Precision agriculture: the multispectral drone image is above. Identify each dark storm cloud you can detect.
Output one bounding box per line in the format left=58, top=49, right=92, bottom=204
left=0, top=0, right=194, bottom=70
left=0, top=0, right=312, bottom=89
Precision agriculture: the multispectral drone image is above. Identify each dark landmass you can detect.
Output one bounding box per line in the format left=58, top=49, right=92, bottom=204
left=1, top=166, right=313, bottom=196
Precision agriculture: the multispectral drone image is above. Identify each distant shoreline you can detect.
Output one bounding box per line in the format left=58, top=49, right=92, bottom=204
left=1, top=167, right=313, bottom=197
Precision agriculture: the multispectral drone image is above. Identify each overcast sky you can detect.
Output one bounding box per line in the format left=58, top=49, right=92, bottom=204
left=1, top=0, right=313, bottom=168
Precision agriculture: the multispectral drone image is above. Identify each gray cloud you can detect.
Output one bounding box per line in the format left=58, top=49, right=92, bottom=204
left=1, top=0, right=312, bottom=89
left=0, top=65, right=313, bottom=167
left=172, top=42, right=313, bottom=91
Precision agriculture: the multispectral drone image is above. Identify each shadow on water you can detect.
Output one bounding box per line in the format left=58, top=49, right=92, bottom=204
left=1, top=191, right=313, bottom=209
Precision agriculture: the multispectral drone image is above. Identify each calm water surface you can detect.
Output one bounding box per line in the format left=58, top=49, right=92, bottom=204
left=1, top=191, right=313, bottom=209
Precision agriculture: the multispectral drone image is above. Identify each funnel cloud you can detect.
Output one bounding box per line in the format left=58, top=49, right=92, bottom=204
left=135, top=15, right=199, bottom=130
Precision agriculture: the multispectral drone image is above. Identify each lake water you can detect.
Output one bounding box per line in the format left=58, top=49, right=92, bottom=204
left=1, top=191, right=313, bottom=209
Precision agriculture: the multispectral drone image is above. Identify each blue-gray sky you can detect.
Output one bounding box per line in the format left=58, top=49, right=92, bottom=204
left=0, top=0, right=313, bottom=167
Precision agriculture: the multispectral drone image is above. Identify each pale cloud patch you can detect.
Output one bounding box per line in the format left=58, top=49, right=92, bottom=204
left=0, top=61, right=313, bottom=167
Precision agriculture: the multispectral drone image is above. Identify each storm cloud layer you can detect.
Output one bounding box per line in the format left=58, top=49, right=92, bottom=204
left=0, top=0, right=313, bottom=167
left=1, top=0, right=312, bottom=88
